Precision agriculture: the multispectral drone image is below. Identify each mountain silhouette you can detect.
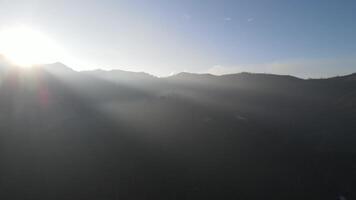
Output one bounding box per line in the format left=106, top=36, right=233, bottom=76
left=0, top=61, right=356, bottom=200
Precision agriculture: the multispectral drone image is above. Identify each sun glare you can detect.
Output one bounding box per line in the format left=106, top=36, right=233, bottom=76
left=0, top=26, right=64, bottom=67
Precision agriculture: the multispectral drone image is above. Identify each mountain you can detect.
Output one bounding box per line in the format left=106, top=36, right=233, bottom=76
left=83, top=69, right=156, bottom=82
left=0, top=62, right=356, bottom=200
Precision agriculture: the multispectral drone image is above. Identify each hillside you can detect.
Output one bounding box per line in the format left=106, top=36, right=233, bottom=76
left=0, top=61, right=356, bottom=199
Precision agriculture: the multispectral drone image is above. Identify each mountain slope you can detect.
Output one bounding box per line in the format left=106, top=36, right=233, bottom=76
left=0, top=62, right=356, bottom=200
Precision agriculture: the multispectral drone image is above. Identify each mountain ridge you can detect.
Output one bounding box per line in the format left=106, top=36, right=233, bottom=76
left=0, top=55, right=355, bottom=81
left=1, top=58, right=356, bottom=199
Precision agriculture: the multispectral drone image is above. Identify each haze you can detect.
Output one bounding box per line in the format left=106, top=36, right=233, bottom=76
left=1, top=0, right=355, bottom=77
left=1, top=1, right=356, bottom=199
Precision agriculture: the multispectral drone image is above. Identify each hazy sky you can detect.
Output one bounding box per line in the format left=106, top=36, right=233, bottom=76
left=0, top=0, right=356, bottom=77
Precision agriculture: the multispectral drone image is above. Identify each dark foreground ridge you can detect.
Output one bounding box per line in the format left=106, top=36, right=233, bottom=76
left=0, top=60, right=356, bottom=199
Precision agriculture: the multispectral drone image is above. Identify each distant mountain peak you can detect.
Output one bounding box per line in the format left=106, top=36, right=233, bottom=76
left=82, top=68, right=157, bottom=83
left=345, top=73, right=356, bottom=80
left=84, top=68, right=155, bottom=77
left=40, top=62, right=74, bottom=72
left=169, top=72, right=216, bottom=79
left=222, top=72, right=301, bottom=80
left=332, top=73, right=356, bottom=81
left=167, top=71, right=303, bottom=84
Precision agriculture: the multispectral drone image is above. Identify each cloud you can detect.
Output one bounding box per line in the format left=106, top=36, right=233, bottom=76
left=224, top=17, right=232, bottom=21
left=205, top=57, right=356, bottom=78
left=182, top=14, right=191, bottom=20
left=247, top=18, right=254, bottom=22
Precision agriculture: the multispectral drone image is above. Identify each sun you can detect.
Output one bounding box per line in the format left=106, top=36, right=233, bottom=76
left=0, top=26, right=64, bottom=67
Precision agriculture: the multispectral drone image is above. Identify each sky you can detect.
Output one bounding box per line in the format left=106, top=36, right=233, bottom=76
left=0, top=0, right=355, bottom=77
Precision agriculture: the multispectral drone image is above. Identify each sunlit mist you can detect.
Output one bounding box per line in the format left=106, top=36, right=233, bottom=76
left=0, top=26, right=65, bottom=67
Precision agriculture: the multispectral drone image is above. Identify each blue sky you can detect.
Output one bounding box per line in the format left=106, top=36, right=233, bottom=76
left=0, top=0, right=356, bottom=77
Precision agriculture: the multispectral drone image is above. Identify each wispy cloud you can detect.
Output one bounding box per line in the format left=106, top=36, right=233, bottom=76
left=247, top=18, right=254, bottom=22
left=224, top=17, right=232, bottom=21
left=182, top=14, right=192, bottom=20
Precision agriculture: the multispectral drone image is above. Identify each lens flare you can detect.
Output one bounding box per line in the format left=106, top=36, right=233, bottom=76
left=0, top=26, right=65, bottom=67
